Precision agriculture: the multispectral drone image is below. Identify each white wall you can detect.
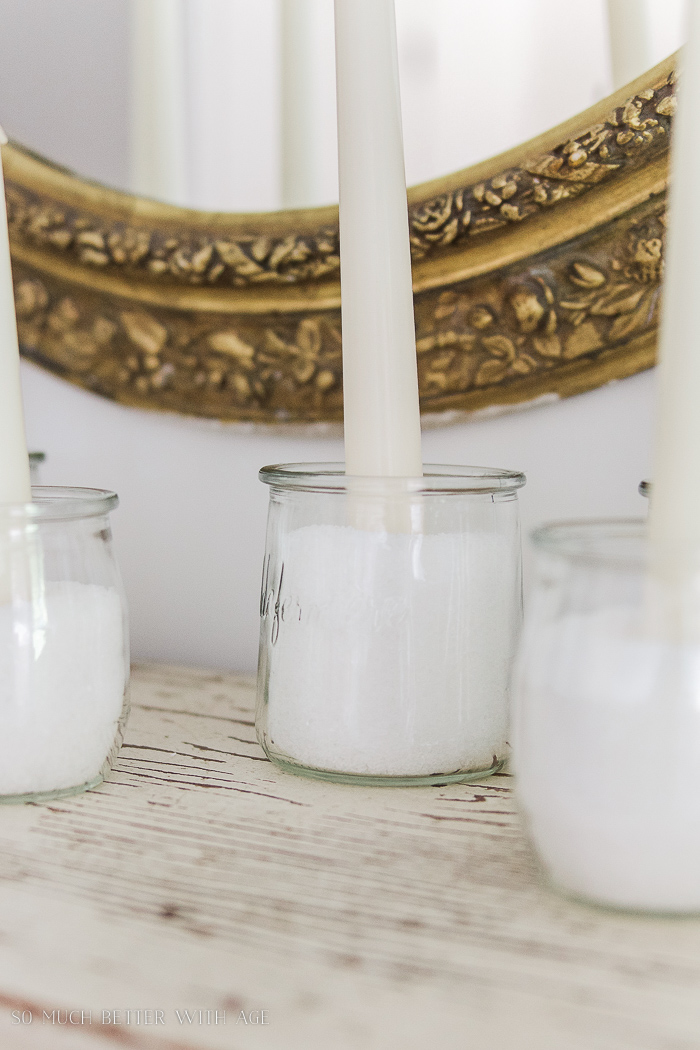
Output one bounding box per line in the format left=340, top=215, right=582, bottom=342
left=22, top=363, right=655, bottom=672
left=0, top=0, right=675, bottom=670
left=0, top=0, right=130, bottom=190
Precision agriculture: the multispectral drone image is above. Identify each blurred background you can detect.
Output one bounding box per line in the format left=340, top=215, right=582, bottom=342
left=0, top=0, right=686, bottom=670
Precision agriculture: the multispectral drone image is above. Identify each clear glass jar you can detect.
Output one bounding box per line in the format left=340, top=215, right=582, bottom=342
left=513, top=520, right=700, bottom=912
left=0, top=487, right=129, bottom=803
left=256, top=463, right=525, bottom=786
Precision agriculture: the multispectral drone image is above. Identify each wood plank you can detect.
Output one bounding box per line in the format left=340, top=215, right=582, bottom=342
left=0, top=664, right=697, bottom=1049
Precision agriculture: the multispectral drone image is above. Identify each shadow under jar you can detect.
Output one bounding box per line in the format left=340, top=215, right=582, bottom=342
left=0, top=487, right=129, bottom=803
left=256, top=464, right=525, bottom=786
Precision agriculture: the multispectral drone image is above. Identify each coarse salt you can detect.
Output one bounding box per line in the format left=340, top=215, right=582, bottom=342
left=514, top=605, right=700, bottom=911
left=262, top=524, right=519, bottom=777
left=0, top=581, right=126, bottom=797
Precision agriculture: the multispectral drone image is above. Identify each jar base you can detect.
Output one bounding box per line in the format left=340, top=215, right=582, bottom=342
left=0, top=774, right=104, bottom=805
left=264, top=751, right=504, bottom=787
left=543, top=871, right=700, bottom=917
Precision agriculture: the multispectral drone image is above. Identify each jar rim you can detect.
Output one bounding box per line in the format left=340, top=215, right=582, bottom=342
left=0, top=486, right=119, bottom=522
left=259, top=462, right=526, bottom=494
left=532, top=519, right=648, bottom=565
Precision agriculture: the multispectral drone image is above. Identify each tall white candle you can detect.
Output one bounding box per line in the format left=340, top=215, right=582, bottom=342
left=606, top=0, right=653, bottom=89
left=129, top=0, right=189, bottom=206
left=649, top=1, right=700, bottom=563
left=281, top=0, right=337, bottom=209
left=334, top=0, right=423, bottom=477
left=0, top=130, right=31, bottom=506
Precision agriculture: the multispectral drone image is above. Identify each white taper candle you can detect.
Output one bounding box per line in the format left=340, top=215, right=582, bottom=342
left=649, top=2, right=700, bottom=559
left=0, top=130, right=31, bottom=506
left=130, top=0, right=189, bottom=206
left=281, top=0, right=334, bottom=209
left=606, top=0, right=653, bottom=90
left=334, top=0, right=423, bottom=478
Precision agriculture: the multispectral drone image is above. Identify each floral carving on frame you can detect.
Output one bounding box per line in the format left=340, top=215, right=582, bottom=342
left=6, top=56, right=675, bottom=424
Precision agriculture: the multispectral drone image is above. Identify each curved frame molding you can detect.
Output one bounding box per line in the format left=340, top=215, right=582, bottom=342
left=6, top=56, right=674, bottom=425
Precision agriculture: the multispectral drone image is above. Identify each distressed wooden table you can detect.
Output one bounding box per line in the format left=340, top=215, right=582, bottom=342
left=1, top=665, right=700, bottom=1050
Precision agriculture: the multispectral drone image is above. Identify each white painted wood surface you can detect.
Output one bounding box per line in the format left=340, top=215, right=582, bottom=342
left=0, top=665, right=699, bottom=1049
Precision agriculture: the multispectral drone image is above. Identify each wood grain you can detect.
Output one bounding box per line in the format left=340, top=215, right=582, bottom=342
left=0, top=665, right=698, bottom=1049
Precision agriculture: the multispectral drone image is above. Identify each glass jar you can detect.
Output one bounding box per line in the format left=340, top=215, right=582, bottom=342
left=256, top=463, right=525, bottom=786
left=513, top=520, right=700, bottom=912
left=0, top=487, right=129, bottom=802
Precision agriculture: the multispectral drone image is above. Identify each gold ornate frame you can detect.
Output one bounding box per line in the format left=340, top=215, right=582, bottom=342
left=6, top=56, right=674, bottom=425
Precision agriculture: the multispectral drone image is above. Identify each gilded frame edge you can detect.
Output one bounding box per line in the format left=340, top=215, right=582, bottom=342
left=5, top=54, right=675, bottom=426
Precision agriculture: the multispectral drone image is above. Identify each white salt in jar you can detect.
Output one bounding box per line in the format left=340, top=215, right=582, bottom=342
left=256, top=463, right=525, bottom=786
left=0, top=487, right=129, bottom=802
left=513, top=520, right=700, bottom=913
